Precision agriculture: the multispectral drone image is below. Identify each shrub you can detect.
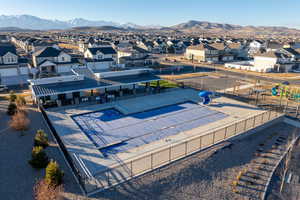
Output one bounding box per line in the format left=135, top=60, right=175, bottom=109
left=236, top=171, right=243, bottom=180
left=45, top=160, right=64, bottom=186
left=34, top=130, right=49, bottom=148
left=9, top=91, right=17, bottom=102
left=29, top=146, right=49, bottom=169
left=34, top=179, right=63, bottom=200
left=232, top=180, right=238, bottom=187
left=7, top=103, right=17, bottom=115
left=16, top=95, right=26, bottom=108
left=262, top=160, right=268, bottom=165
left=9, top=112, right=30, bottom=131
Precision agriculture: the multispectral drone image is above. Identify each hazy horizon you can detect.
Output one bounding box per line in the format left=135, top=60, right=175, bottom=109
left=1, top=0, right=300, bottom=28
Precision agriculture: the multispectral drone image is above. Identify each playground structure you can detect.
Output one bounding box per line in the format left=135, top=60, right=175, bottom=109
left=272, top=84, right=300, bottom=101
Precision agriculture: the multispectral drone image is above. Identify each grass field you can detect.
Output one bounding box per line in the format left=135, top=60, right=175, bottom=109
left=160, top=72, right=209, bottom=80
left=149, top=80, right=179, bottom=88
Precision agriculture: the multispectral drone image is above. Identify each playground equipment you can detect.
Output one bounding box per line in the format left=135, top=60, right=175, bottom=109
left=199, top=91, right=213, bottom=105
left=271, top=84, right=300, bottom=101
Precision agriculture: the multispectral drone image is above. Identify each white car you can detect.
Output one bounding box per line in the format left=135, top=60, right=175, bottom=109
left=0, top=85, right=8, bottom=92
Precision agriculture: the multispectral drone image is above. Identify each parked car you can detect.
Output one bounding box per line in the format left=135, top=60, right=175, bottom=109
left=0, top=85, right=8, bottom=92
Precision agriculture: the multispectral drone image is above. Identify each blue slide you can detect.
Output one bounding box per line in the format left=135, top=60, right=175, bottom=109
left=198, top=91, right=213, bottom=105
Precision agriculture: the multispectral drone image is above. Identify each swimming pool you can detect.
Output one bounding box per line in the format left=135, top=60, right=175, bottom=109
left=72, top=102, right=228, bottom=154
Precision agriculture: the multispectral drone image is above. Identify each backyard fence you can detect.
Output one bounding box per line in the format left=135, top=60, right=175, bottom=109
left=73, top=109, right=283, bottom=195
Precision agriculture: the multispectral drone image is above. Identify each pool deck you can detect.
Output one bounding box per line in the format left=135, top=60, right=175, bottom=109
left=46, top=88, right=265, bottom=177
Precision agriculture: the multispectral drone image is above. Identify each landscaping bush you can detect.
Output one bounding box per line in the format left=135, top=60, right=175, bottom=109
left=9, top=91, right=17, bottom=102
left=7, top=103, right=17, bottom=115
left=236, top=171, right=243, bottom=180
left=34, top=179, right=63, bottom=200
left=232, top=180, right=238, bottom=187
left=16, top=95, right=26, bottom=108
left=9, top=111, right=30, bottom=131
left=29, top=146, right=49, bottom=169
left=34, top=130, right=49, bottom=148
left=45, top=160, right=64, bottom=186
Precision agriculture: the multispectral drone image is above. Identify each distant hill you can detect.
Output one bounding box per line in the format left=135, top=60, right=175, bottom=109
left=0, top=26, right=35, bottom=32
left=170, top=20, right=300, bottom=36
left=71, top=26, right=127, bottom=31
left=0, top=15, right=299, bottom=37
left=171, top=20, right=241, bottom=31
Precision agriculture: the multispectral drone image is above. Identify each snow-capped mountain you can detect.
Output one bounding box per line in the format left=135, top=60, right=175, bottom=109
left=0, top=15, right=121, bottom=30
left=0, top=15, right=69, bottom=29
left=0, top=15, right=164, bottom=30
left=67, top=18, right=120, bottom=28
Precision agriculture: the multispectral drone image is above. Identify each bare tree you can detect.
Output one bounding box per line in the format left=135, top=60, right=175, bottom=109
left=9, top=111, right=30, bottom=133
left=34, top=180, right=63, bottom=200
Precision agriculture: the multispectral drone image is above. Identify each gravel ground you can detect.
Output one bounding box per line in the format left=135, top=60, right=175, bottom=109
left=178, top=75, right=249, bottom=91
left=0, top=100, right=83, bottom=200
left=62, top=122, right=297, bottom=200
left=267, top=137, right=300, bottom=200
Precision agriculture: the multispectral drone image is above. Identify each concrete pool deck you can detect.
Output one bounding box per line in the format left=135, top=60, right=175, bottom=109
left=71, top=101, right=228, bottom=154
left=46, top=89, right=268, bottom=178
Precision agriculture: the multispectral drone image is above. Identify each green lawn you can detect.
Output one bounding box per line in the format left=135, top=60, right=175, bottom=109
left=149, top=80, right=179, bottom=88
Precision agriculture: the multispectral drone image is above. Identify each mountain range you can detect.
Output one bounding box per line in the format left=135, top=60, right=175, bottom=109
left=0, top=15, right=299, bottom=37
left=0, top=15, right=161, bottom=30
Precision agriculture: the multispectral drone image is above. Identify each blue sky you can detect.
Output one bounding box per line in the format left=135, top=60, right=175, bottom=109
left=1, top=0, right=300, bottom=27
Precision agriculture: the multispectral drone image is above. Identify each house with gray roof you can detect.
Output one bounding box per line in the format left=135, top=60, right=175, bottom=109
left=32, top=46, right=80, bottom=77
left=0, top=43, right=30, bottom=85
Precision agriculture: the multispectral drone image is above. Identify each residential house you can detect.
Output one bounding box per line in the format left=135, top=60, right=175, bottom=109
left=254, top=51, right=294, bottom=72
left=210, top=43, right=234, bottom=62
left=226, top=42, right=248, bottom=60
left=32, top=46, right=80, bottom=76
left=266, top=41, right=283, bottom=52
left=118, top=46, right=152, bottom=66
left=185, top=44, right=219, bottom=62
left=249, top=40, right=264, bottom=56
left=84, top=47, right=117, bottom=71
left=0, top=43, right=30, bottom=85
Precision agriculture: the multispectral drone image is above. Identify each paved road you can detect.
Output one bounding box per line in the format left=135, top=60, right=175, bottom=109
left=157, top=61, right=300, bottom=85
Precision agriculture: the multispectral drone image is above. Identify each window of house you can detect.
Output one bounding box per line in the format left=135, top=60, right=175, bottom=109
left=61, top=57, right=65, bottom=61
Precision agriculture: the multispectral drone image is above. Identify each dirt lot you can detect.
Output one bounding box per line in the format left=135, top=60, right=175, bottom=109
left=0, top=99, right=83, bottom=200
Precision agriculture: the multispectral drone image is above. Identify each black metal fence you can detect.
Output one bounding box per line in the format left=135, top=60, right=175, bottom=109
left=39, top=105, right=87, bottom=194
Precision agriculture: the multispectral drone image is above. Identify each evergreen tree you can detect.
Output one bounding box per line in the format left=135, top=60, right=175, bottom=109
left=34, top=129, right=49, bottom=148
left=29, top=146, right=49, bottom=168
left=45, top=160, right=64, bottom=186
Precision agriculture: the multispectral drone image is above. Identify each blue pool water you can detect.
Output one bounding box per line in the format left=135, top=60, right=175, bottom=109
left=72, top=102, right=227, bottom=154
